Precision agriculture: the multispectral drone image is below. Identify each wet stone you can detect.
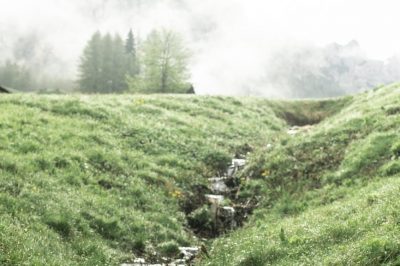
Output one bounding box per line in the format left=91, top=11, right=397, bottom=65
left=179, top=247, right=199, bottom=261
left=208, top=177, right=228, bottom=182
left=134, top=258, right=146, bottom=263
left=172, top=259, right=186, bottom=265
left=179, top=247, right=199, bottom=254
left=121, top=258, right=147, bottom=266
left=205, top=194, right=224, bottom=204
left=226, top=159, right=246, bottom=178
left=226, top=165, right=236, bottom=177
left=209, top=179, right=229, bottom=194
left=222, top=206, right=235, bottom=214
left=221, top=206, right=236, bottom=230
left=232, top=159, right=246, bottom=168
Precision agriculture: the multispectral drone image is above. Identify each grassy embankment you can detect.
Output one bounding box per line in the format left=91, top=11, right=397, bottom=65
left=0, top=94, right=325, bottom=265
left=204, top=84, right=400, bottom=265
left=2, top=84, right=394, bottom=265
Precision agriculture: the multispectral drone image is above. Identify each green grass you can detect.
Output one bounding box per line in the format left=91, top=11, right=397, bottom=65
left=0, top=94, right=296, bottom=265
left=205, top=177, right=400, bottom=265
left=203, top=83, right=400, bottom=265
left=1, top=84, right=399, bottom=265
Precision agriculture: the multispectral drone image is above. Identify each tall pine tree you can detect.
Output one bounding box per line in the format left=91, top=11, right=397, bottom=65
left=79, top=31, right=133, bottom=93
left=112, top=34, right=129, bottom=92
left=100, top=33, right=114, bottom=93
left=125, top=29, right=135, bottom=54
left=0, top=60, right=33, bottom=91
left=125, top=29, right=139, bottom=77
left=78, top=31, right=104, bottom=93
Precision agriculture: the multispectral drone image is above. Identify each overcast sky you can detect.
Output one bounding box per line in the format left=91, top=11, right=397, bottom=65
left=0, top=0, right=399, bottom=94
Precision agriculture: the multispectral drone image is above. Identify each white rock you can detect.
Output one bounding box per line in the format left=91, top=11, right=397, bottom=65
left=208, top=177, right=227, bottom=182
left=232, top=159, right=246, bottom=167
left=210, top=180, right=229, bottom=193
left=173, top=259, right=186, bottom=266
left=226, top=165, right=236, bottom=177
left=205, top=194, right=224, bottom=204
left=179, top=247, right=199, bottom=261
left=222, top=206, right=235, bottom=214
left=179, top=247, right=199, bottom=254
left=132, top=258, right=146, bottom=265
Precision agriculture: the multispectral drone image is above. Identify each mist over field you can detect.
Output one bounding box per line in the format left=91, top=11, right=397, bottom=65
left=1, top=0, right=400, bottom=97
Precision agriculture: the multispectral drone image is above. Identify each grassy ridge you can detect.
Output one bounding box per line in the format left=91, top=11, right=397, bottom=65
left=204, top=84, right=400, bottom=265
left=0, top=94, right=291, bottom=265
left=206, top=177, right=400, bottom=265
left=1, top=85, right=395, bottom=265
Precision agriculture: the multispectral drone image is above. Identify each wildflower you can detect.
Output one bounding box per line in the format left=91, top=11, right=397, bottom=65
left=135, top=98, right=145, bottom=105
left=262, top=169, right=270, bottom=177
left=171, top=190, right=183, bottom=199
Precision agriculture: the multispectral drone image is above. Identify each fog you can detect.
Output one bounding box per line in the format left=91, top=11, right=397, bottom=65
left=1, top=0, right=400, bottom=97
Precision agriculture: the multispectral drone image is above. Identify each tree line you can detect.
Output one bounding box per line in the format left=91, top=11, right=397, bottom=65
left=0, top=28, right=192, bottom=94
left=0, top=61, right=32, bottom=91
left=78, top=28, right=192, bottom=94
left=0, top=61, right=74, bottom=93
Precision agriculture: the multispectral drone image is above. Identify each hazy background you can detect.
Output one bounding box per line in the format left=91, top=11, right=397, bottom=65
left=1, top=0, right=400, bottom=97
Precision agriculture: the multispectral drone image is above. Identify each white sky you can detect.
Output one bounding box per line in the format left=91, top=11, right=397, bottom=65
left=0, top=0, right=399, bottom=93
left=193, top=0, right=400, bottom=59
left=0, top=0, right=399, bottom=58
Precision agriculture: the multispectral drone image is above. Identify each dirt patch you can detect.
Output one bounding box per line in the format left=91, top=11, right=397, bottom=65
left=270, top=97, right=352, bottom=126
left=385, top=106, right=400, bottom=116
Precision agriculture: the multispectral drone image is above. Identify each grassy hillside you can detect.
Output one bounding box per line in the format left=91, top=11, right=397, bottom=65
left=0, top=94, right=298, bottom=265
left=204, top=84, right=400, bottom=265
left=1, top=84, right=398, bottom=265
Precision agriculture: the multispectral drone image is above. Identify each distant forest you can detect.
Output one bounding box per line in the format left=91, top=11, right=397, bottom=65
left=0, top=28, right=192, bottom=94
left=0, top=32, right=400, bottom=97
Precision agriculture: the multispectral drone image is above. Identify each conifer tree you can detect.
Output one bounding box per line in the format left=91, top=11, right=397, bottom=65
left=112, top=34, right=129, bottom=92
left=0, top=60, right=33, bottom=91
left=100, top=33, right=114, bottom=93
left=125, top=29, right=135, bottom=54
left=78, top=31, right=103, bottom=93
left=79, top=31, right=131, bottom=93
left=125, top=29, right=139, bottom=77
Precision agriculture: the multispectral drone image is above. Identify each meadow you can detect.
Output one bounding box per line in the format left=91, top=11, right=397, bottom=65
left=0, top=84, right=399, bottom=265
